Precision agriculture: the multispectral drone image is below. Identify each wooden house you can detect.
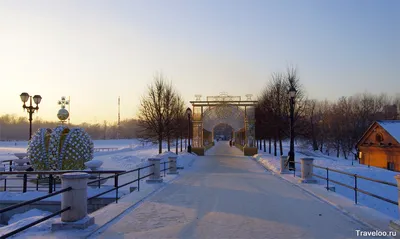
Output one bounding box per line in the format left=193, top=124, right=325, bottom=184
left=356, top=120, right=400, bottom=171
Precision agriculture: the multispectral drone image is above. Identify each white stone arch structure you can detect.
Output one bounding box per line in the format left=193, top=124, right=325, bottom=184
left=189, top=93, right=258, bottom=156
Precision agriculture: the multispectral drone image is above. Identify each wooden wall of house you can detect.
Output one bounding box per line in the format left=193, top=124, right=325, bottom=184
left=358, top=146, right=400, bottom=171
left=357, top=123, right=400, bottom=171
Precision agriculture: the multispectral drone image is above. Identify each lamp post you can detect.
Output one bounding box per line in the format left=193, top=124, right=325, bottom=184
left=186, top=107, right=192, bottom=153
left=288, top=86, right=297, bottom=170
left=20, top=93, right=42, bottom=140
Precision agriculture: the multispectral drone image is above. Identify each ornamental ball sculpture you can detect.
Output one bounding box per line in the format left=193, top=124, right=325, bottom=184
left=27, top=96, right=93, bottom=171
left=27, top=126, right=94, bottom=171
left=57, top=108, right=69, bottom=121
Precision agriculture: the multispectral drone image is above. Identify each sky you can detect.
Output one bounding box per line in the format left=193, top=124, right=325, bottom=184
left=0, top=0, right=399, bottom=124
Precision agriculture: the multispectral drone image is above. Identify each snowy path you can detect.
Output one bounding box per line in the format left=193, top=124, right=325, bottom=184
left=94, top=142, right=384, bottom=239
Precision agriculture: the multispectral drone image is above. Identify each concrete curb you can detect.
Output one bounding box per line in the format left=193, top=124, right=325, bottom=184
left=249, top=156, right=395, bottom=237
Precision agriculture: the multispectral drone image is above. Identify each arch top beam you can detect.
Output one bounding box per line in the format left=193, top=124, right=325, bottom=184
left=190, top=101, right=258, bottom=107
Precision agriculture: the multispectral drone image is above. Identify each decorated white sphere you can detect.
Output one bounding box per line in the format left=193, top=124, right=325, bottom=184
left=57, top=108, right=69, bottom=121
left=27, top=126, right=94, bottom=171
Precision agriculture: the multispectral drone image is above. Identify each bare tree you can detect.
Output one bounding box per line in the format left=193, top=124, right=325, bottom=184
left=315, top=99, right=331, bottom=153
left=137, top=73, right=185, bottom=153
left=162, top=80, right=178, bottom=151
left=302, top=99, right=319, bottom=150
left=137, top=73, right=168, bottom=154
left=171, top=95, right=185, bottom=154
left=103, top=120, right=107, bottom=140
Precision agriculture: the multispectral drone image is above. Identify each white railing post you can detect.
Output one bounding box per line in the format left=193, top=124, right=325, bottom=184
left=298, top=158, right=317, bottom=183
left=280, top=155, right=290, bottom=174
left=167, top=156, right=179, bottom=175
left=146, top=158, right=163, bottom=183
left=52, top=172, right=94, bottom=231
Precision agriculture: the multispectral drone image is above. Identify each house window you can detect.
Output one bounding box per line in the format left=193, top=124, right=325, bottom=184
left=375, top=133, right=383, bottom=143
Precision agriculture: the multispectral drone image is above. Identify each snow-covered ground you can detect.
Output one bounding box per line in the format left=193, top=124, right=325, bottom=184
left=1, top=139, right=400, bottom=237
left=0, top=139, right=196, bottom=238
left=254, top=143, right=400, bottom=219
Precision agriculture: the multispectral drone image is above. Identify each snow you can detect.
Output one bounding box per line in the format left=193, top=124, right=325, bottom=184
left=254, top=144, right=400, bottom=219
left=0, top=139, right=196, bottom=238
left=2, top=138, right=400, bottom=237
left=0, top=209, right=56, bottom=238
left=8, top=209, right=52, bottom=224
left=377, top=120, right=400, bottom=143
left=95, top=142, right=381, bottom=239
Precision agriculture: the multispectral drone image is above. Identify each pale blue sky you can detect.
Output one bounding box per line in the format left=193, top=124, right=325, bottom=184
left=0, top=0, right=399, bottom=124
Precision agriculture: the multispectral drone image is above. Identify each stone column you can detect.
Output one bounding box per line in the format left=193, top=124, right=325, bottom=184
left=146, top=158, right=163, bottom=183
left=61, top=172, right=90, bottom=222
left=167, top=156, right=179, bottom=175
left=52, top=172, right=94, bottom=231
left=280, top=155, right=290, bottom=174
left=389, top=175, right=400, bottom=231
left=298, top=158, right=317, bottom=183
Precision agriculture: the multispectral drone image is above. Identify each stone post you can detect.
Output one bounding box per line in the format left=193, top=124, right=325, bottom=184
left=167, top=156, right=179, bottom=175
left=298, top=158, right=317, bottom=183
left=389, top=175, right=400, bottom=231
left=52, top=172, right=94, bottom=231
left=280, top=155, right=290, bottom=174
left=0, top=166, right=5, bottom=185
left=146, top=158, right=163, bottom=183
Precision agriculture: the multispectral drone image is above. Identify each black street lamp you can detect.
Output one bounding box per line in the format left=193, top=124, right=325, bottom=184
left=20, top=92, right=42, bottom=140
left=288, top=86, right=297, bottom=170
left=186, top=107, right=192, bottom=153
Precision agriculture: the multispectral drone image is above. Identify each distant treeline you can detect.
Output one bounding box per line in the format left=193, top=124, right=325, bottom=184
left=0, top=114, right=141, bottom=140
left=255, top=68, right=400, bottom=159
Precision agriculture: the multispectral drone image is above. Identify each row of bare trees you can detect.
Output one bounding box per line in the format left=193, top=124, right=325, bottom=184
left=0, top=114, right=141, bottom=141
left=300, top=93, right=400, bottom=159
left=256, top=67, right=400, bottom=159
left=256, top=67, right=306, bottom=156
left=137, top=73, right=188, bottom=154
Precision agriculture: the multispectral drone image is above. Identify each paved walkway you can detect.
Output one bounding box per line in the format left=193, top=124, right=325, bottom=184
left=93, top=142, right=384, bottom=239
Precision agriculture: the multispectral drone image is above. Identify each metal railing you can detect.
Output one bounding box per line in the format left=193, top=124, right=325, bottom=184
left=87, top=161, right=172, bottom=203
left=293, top=161, right=398, bottom=205
left=0, top=170, right=125, bottom=194
left=0, top=160, right=174, bottom=238
left=87, top=163, right=156, bottom=203
left=0, top=187, right=72, bottom=238
left=93, top=147, right=119, bottom=152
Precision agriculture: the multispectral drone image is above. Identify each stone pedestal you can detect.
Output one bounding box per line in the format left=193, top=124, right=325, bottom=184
left=52, top=172, right=94, bottom=231
left=390, top=175, right=400, bottom=231
left=146, top=158, right=163, bottom=183
left=280, top=155, right=290, bottom=174
left=167, top=156, right=179, bottom=175
left=298, top=158, right=317, bottom=183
